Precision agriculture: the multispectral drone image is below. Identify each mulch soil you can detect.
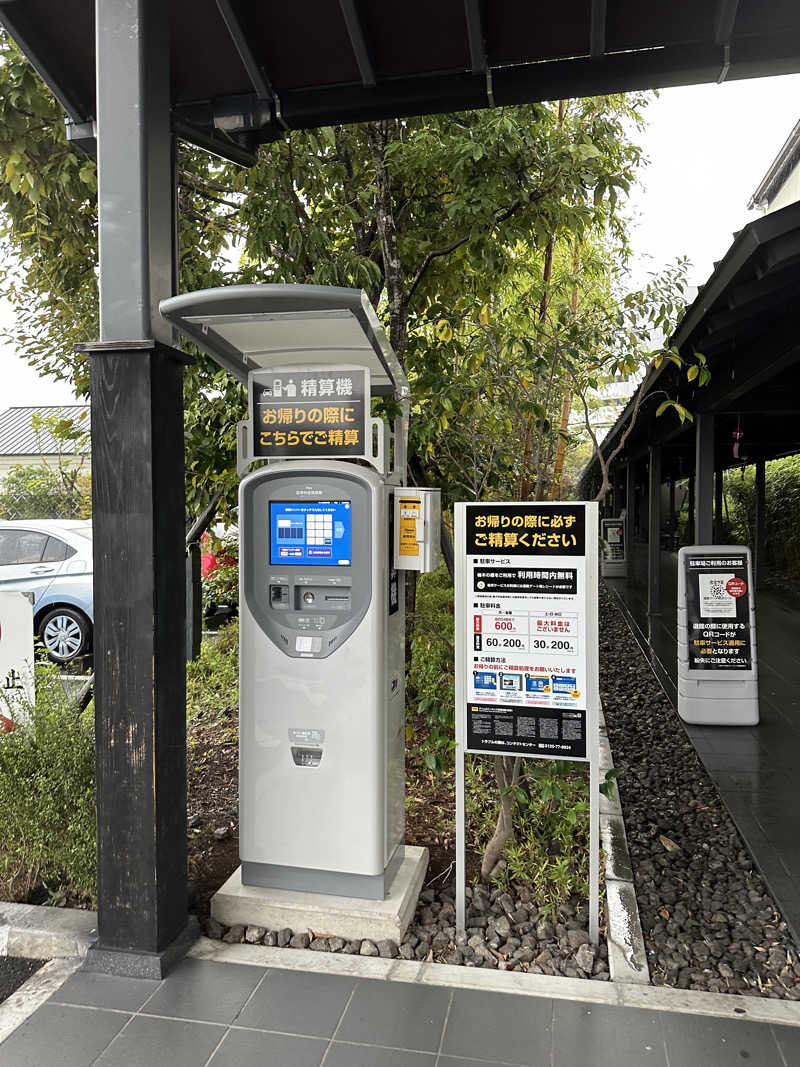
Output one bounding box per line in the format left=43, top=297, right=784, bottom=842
left=0, top=958, right=45, bottom=1005
left=600, top=583, right=800, bottom=998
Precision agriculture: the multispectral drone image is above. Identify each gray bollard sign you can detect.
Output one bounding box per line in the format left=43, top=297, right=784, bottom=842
left=677, top=545, right=758, bottom=725
left=453, top=501, right=600, bottom=942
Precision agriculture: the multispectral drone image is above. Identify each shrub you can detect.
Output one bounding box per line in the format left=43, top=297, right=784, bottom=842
left=186, top=618, right=239, bottom=724
left=0, top=666, right=96, bottom=902
left=201, top=531, right=239, bottom=612
left=466, top=756, right=592, bottom=911
left=407, top=564, right=454, bottom=772
left=0, top=462, right=91, bottom=520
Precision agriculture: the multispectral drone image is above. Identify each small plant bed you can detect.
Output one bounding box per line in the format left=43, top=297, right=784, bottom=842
left=0, top=957, right=46, bottom=1005
left=600, top=584, right=800, bottom=999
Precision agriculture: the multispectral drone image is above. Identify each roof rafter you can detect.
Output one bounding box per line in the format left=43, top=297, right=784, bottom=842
left=215, top=0, right=273, bottom=101
left=463, top=0, right=488, bottom=73
left=590, top=0, right=607, bottom=57
left=338, top=0, right=376, bottom=88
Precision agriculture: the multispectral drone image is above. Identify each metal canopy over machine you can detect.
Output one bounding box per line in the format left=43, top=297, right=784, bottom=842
left=159, top=284, right=409, bottom=400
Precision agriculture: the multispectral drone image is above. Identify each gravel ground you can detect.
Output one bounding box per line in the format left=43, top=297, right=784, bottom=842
left=600, top=584, right=800, bottom=999
left=0, top=957, right=45, bottom=1005
left=207, top=883, right=608, bottom=977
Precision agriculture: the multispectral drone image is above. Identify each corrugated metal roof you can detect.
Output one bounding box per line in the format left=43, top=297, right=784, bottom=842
left=0, top=406, right=90, bottom=456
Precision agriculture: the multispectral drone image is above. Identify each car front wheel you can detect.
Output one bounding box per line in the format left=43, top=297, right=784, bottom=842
left=38, top=607, right=92, bottom=664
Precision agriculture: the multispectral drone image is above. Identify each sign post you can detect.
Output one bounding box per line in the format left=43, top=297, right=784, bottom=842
left=454, top=502, right=600, bottom=943
left=677, top=545, right=758, bottom=724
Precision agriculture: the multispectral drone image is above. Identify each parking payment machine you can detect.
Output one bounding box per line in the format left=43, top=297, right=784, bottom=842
left=161, top=285, right=440, bottom=901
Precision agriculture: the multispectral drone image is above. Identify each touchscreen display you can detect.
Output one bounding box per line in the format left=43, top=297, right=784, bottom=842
left=269, top=500, right=352, bottom=566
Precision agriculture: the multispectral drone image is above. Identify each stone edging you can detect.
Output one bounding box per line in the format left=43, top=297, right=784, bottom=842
left=189, top=936, right=800, bottom=1028
left=0, top=902, right=97, bottom=960
left=598, top=707, right=650, bottom=986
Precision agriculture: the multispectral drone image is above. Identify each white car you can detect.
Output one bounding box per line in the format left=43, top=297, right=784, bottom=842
left=0, top=519, right=94, bottom=663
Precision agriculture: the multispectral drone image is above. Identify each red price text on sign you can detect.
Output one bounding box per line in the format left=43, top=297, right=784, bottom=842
left=726, top=577, right=747, bottom=598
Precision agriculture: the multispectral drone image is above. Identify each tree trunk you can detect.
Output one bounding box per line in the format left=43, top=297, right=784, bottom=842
left=548, top=390, right=572, bottom=500
left=480, top=756, right=521, bottom=880
left=366, top=122, right=408, bottom=357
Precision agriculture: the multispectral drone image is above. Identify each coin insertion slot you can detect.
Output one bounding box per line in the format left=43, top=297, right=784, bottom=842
left=294, top=585, right=352, bottom=611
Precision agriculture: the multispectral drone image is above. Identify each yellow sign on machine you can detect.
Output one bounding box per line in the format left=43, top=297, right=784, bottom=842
left=398, top=496, right=422, bottom=557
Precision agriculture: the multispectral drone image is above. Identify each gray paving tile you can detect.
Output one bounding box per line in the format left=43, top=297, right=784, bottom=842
left=438, top=1060, right=510, bottom=1067
left=660, top=1011, right=784, bottom=1067
left=326, top=1044, right=435, bottom=1066
left=51, top=970, right=160, bottom=1011
left=441, top=989, right=552, bottom=1065
left=209, top=1027, right=326, bottom=1066
left=0, top=1003, right=129, bottom=1067
left=141, top=958, right=265, bottom=1024
left=552, top=1002, right=666, bottom=1066
left=95, top=1014, right=225, bottom=1066
left=336, top=978, right=451, bottom=1053
left=771, top=1022, right=800, bottom=1064
left=237, top=967, right=355, bottom=1038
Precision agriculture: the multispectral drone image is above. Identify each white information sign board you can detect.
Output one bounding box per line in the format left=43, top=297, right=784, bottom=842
left=454, top=502, right=600, bottom=941
left=0, top=592, right=35, bottom=728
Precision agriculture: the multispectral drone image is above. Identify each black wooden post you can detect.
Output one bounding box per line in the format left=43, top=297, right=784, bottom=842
left=648, top=444, right=662, bottom=614
left=695, top=413, right=714, bottom=544
left=80, top=0, right=192, bottom=977
left=83, top=342, right=193, bottom=976
left=755, top=458, right=766, bottom=589
left=186, top=542, right=203, bottom=662
left=714, top=468, right=724, bottom=544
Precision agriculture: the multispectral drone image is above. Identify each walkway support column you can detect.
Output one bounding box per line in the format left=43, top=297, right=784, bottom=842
left=85, top=0, right=190, bottom=978
left=755, top=459, right=766, bottom=589
left=695, top=413, right=714, bottom=544
left=648, top=446, right=662, bottom=614
left=625, top=461, right=635, bottom=562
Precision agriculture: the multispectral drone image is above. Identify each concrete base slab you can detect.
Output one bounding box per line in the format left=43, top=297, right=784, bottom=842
left=212, top=845, right=428, bottom=942
left=82, top=917, right=199, bottom=979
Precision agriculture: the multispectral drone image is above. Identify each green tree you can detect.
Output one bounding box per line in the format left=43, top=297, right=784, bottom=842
left=0, top=410, right=91, bottom=519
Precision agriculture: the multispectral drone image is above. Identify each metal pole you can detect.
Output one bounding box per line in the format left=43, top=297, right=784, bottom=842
left=695, top=413, right=715, bottom=544
left=586, top=502, right=600, bottom=946
left=648, top=445, right=661, bottom=614
left=454, top=505, right=466, bottom=934
left=455, top=743, right=466, bottom=934
left=589, top=757, right=600, bottom=946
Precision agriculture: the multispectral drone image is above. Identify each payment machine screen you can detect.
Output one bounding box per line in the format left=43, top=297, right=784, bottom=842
left=269, top=501, right=352, bottom=566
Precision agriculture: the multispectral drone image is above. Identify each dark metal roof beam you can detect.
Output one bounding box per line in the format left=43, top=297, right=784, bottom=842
left=173, top=119, right=257, bottom=167
left=339, top=0, right=376, bottom=88
left=715, top=0, right=740, bottom=44
left=215, top=0, right=273, bottom=101
left=463, top=0, right=487, bottom=73
left=590, top=0, right=607, bottom=57
left=0, top=3, right=87, bottom=122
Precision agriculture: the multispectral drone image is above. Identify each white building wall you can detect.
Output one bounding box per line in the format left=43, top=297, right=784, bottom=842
left=768, top=161, right=800, bottom=212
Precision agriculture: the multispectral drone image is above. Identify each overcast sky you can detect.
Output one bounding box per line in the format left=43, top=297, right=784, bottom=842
left=3, top=71, right=800, bottom=408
